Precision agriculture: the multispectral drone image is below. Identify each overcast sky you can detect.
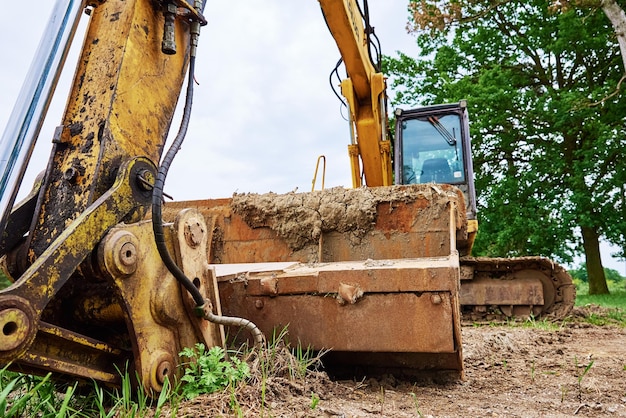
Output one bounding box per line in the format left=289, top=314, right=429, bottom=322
left=0, top=1, right=416, bottom=200
left=0, top=1, right=623, bottom=273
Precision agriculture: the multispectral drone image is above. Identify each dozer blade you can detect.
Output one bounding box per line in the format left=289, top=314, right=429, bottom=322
left=164, top=184, right=467, bottom=377
left=216, top=257, right=463, bottom=377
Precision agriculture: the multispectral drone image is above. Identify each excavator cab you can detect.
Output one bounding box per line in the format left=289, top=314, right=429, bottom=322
left=394, top=101, right=477, bottom=223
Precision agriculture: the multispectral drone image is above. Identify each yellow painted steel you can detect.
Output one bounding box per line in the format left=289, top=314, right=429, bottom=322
left=0, top=0, right=217, bottom=391
left=311, top=155, right=327, bottom=191
left=101, top=212, right=224, bottom=393
left=466, top=219, right=479, bottom=254
left=320, top=0, right=392, bottom=187
left=348, top=143, right=362, bottom=187
left=27, top=0, right=193, bottom=257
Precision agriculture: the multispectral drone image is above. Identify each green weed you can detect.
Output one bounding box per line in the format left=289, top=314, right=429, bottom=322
left=410, top=392, right=425, bottom=417
left=574, top=356, right=594, bottom=402
left=310, top=392, right=320, bottom=410
left=178, top=343, right=250, bottom=400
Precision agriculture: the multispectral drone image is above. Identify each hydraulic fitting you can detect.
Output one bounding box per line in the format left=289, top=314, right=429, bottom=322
left=162, top=3, right=177, bottom=55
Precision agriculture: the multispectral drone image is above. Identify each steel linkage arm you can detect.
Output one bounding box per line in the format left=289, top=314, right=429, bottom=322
left=0, top=157, right=155, bottom=384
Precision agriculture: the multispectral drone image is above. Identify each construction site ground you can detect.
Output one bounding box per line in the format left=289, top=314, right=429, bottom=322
left=173, top=305, right=626, bottom=417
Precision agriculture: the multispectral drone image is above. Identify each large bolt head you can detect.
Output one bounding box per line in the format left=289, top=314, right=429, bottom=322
left=184, top=219, right=204, bottom=248
left=99, top=230, right=140, bottom=278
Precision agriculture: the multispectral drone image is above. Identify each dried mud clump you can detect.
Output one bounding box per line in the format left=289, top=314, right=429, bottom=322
left=231, top=184, right=457, bottom=251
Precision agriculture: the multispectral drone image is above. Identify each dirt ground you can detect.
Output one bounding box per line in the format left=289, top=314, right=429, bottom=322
left=175, top=306, right=626, bottom=417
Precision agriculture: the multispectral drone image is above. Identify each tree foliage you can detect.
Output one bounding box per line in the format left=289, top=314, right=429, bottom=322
left=384, top=0, right=626, bottom=293
left=569, top=264, right=625, bottom=282
left=549, top=0, right=626, bottom=72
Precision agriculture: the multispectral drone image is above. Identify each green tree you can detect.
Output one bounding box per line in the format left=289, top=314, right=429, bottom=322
left=549, top=0, right=626, bottom=73
left=570, top=263, right=625, bottom=287
left=385, top=0, right=626, bottom=294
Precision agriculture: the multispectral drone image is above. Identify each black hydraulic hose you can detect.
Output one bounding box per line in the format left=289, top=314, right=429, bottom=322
left=370, top=31, right=382, bottom=71
left=355, top=0, right=382, bottom=72
left=329, top=58, right=352, bottom=122
left=151, top=58, right=264, bottom=346
left=329, top=58, right=347, bottom=105
left=152, top=56, right=200, bottom=306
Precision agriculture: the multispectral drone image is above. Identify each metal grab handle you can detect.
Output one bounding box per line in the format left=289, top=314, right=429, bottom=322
left=311, top=155, right=326, bottom=192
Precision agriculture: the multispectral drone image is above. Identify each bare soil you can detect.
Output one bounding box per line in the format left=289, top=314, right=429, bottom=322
left=231, top=184, right=462, bottom=251
left=173, top=306, right=626, bottom=417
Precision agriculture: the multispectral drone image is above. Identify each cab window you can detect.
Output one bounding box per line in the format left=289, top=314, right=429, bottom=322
left=400, top=114, right=466, bottom=185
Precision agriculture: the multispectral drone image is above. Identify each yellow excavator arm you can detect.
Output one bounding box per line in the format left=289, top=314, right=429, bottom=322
left=0, top=0, right=261, bottom=393
left=319, top=0, right=392, bottom=187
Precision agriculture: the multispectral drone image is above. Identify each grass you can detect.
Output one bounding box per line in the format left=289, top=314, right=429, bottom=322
left=0, top=362, right=183, bottom=418
left=0, top=369, right=66, bottom=417
left=410, top=392, right=425, bottom=417
left=310, top=392, right=320, bottom=410
left=574, top=356, right=594, bottom=402
left=0, top=328, right=323, bottom=417
left=573, top=279, right=626, bottom=326
left=575, top=291, right=626, bottom=310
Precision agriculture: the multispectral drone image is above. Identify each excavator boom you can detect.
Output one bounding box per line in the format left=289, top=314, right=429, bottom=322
left=320, top=0, right=392, bottom=187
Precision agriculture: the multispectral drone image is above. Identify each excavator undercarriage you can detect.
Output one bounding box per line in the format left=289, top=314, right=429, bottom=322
left=460, top=256, right=575, bottom=322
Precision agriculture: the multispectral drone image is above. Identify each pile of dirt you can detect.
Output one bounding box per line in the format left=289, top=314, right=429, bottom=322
left=171, top=321, right=626, bottom=417
left=231, top=184, right=459, bottom=251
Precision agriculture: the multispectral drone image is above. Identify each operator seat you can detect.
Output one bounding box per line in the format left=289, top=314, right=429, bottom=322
left=420, top=158, right=453, bottom=183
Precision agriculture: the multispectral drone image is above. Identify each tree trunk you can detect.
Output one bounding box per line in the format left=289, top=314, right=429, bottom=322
left=581, top=225, right=610, bottom=294
left=602, top=0, right=626, bottom=72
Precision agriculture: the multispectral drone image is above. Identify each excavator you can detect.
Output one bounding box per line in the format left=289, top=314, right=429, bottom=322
left=0, top=0, right=574, bottom=392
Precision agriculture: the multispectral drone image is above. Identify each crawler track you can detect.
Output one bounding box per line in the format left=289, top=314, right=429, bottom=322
left=460, top=256, right=576, bottom=322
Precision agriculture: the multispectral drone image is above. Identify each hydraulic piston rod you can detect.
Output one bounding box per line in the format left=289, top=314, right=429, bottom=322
left=0, top=0, right=83, bottom=238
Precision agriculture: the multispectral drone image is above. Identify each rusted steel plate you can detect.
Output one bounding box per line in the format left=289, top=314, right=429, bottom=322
left=215, top=257, right=460, bottom=296
left=220, top=290, right=457, bottom=353
left=459, top=276, right=544, bottom=306
left=218, top=257, right=464, bottom=375
left=163, top=184, right=468, bottom=264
